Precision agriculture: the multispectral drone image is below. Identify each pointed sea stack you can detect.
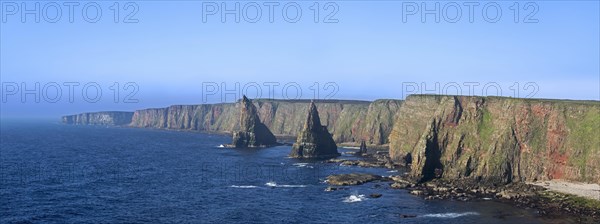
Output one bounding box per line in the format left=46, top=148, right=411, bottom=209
left=357, top=140, right=367, bottom=155
left=232, top=96, right=277, bottom=148
left=289, top=101, right=340, bottom=158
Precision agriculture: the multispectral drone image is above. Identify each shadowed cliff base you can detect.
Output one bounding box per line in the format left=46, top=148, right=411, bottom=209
left=420, top=119, right=444, bottom=182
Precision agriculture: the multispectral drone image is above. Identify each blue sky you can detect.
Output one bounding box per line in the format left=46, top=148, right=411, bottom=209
left=1, top=1, right=599, bottom=118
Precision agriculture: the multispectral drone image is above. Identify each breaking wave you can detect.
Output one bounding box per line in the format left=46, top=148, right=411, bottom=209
left=422, top=212, right=479, bottom=218
left=343, top=194, right=366, bottom=203
left=292, top=163, right=314, bottom=168
left=265, top=181, right=307, bottom=188
left=229, top=185, right=258, bottom=189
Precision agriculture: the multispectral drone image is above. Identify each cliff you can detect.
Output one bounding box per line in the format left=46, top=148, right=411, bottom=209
left=62, top=111, right=134, bottom=125
left=232, top=96, right=277, bottom=147
left=289, top=102, right=340, bottom=158
left=62, top=95, right=600, bottom=186
left=389, top=95, right=600, bottom=184
left=127, top=99, right=402, bottom=144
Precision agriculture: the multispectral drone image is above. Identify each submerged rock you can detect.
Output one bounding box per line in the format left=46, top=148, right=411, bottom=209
left=324, top=186, right=349, bottom=192
left=369, top=193, right=383, bottom=198
left=232, top=96, right=277, bottom=148
left=289, top=101, right=340, bottom=158
left=400, top=214, right=417, bottom=218
left=326, top=173, right=383, bottom=186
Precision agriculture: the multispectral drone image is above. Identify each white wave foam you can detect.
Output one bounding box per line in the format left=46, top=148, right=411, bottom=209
left=386, top=170, right=398, bottom=173
left=293, top=163, right=314, bottom=168
left=343, top=194, right=366, bottom=203
left=265, top=181, right=306, bottom=188
left=229, top=185, right=258, bottom=188
left=422, top=212, right=479, bottom=218
left=217, top=144, right=225, bottom=148
left=279, top=184, right=307, bottom=188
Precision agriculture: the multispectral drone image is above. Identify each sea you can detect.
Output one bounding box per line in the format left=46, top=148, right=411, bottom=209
left=0, top=120, right=578, bottom=223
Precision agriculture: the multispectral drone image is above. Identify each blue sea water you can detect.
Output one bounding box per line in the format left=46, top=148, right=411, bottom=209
left=0, top=120, right=577, bottom=223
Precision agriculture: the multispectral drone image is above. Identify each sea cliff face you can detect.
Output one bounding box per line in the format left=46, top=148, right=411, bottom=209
left=127, top=99, right=402, bottom=144
left=62, top=112, right=134, bottom=125
left=62, top=95, right=600, bottom=186
left=389, top=95, right=600, bottom=184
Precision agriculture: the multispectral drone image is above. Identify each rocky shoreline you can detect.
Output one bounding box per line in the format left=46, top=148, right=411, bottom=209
left=325, top=151, right=600, bottom=221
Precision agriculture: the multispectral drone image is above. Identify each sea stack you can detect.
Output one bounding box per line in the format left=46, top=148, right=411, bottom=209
left=289, top=101, right=340, bottom=158
left=232, top=96, right=277, bottom=148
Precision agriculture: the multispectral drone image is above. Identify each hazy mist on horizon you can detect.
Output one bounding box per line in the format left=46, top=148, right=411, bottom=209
left=1, top=1, right=599, bottom=118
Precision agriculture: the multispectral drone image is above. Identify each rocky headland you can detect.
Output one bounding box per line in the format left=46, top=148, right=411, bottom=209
left=389, top=95, right=600, bottom=185
left=62, top=111, right=133, bottom=126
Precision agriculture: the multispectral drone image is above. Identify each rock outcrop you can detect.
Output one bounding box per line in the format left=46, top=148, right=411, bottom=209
left=389, top=95, right=600, bottom=184
left=326, top=173, right=384, bottom=186
left=232, top=96, right=277, bottom=148
left=62, top=112, right=133, bottom=125
left=289, top=102, right=340, bottom=158
left=357, top=140, right=368, bottom=155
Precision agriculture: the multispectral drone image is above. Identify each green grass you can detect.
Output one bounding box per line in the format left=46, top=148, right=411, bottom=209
left=566, top=108, right=600, bottom=180
left=478, top=108, right=494, bottom=142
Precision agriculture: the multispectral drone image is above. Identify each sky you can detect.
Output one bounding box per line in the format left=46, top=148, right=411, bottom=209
left=1, top=0, right=599, bottom=118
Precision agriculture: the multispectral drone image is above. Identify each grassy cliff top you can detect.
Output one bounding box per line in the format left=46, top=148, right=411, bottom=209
left=407, top=94, right=600, bottom=105
left=250, top=98, right=373, bottom=104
